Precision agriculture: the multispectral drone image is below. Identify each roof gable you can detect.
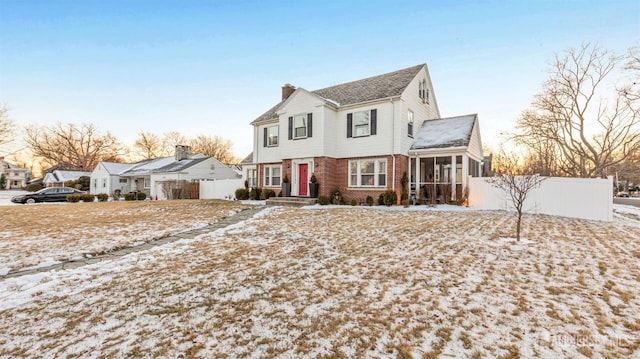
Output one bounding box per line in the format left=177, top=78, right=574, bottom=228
left=251, top=64, right=425, bottom=125
left=411, top=114, right=477, bottom=150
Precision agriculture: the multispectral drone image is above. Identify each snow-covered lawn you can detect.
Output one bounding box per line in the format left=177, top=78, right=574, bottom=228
left=0, top=204, right=639, bottom=358
left=0, top=200, right=250, bottom=274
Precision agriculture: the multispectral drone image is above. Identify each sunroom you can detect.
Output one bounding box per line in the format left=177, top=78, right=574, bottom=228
left=407, top=114, right=484, bottom=205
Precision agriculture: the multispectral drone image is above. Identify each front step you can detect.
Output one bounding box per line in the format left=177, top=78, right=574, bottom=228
left=266, top=197, right=317, bottom=207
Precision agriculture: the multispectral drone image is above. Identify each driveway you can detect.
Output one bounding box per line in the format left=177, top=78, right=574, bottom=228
left=614, top=197, right=640, bottom=207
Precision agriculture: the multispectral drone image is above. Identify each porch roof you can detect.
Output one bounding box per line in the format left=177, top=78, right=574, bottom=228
left=411, top=114, right=477, bottom=150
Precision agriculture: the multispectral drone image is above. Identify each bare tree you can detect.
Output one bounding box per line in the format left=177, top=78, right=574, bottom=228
left=515, top=44, right=640, bottom=178
left=133, top=131, right=163, bottom=160
left=0, top=105, right=15, bottom=148
left=189, top=134, right=238, bottom=163
left=487, top=151, right=546, bottom=241
left=24, top=122, right=124, bottom=171
left=161, top=131, right=188, bottom=156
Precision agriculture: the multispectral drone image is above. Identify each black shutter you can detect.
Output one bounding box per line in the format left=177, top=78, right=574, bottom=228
left=307, top=113, right=313, bottom=138
left=288, top=116, right=293, bottom=140
left=263, top=128, right=268, bottom=147
left=370, top=109, right=377, bottom=135
left=347, top=113, right=353, bottom=138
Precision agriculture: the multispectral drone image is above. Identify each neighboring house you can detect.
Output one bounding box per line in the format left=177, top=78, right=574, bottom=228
left=90, top=145, right=242, bottom=199
left=0, top=157, right=30, bottom=189
left=247, top=63, right=484, bottom=203
left=43, top=170, right=90, bottom=188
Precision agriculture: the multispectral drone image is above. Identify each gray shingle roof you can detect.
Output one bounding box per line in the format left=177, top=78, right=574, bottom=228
left=410, top=114, right=477, bottom=150
left=251, top=64, right=425, bottom=125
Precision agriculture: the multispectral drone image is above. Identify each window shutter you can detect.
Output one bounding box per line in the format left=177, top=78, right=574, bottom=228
left=288, top=116, right=293, bottom=140
left=307, top=113, right=313, bottom=137
left=263, top=128, right=268, bottom=147
left=370, top=109, right=377, bottom=135
left=347, top=113, right=353, bottom=138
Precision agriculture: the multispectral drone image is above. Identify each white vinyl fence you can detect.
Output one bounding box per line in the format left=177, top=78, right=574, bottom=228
left=199, top=179, right=244, bottom=200
left=468, top=176, right=613, bottom=221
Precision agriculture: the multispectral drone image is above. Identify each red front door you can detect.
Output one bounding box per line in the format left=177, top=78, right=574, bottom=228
left=298, top=164, right=308, bottom=196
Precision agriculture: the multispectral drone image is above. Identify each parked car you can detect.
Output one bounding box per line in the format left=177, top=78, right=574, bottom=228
left=616, top=191, right=630, bottom=198
left=11, top=187, right=86, bottom=204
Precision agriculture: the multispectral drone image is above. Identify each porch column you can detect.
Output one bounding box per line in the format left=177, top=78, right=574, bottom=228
left=408, top=156, right=412, bottom=202
left=451, top=155, right=457, bottom=201
left=462, top=155, right=469, bottom=189
left=415, top=156, right=421, bottom=202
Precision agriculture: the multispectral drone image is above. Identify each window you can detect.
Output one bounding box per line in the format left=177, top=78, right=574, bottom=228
left=408, top=110, right=414, bottom=137
left=288, top=113, right=313, bottom=140
left=419, top=79, right=429, bottom=104
left=246, top=169, right=257, bottom=187
left=294, top=114, right=307, bottom=138
left=347, top=109, right=377, bottom=138
left=348, top=159, right=387, bottom=187
left=263, top=125, right=279, bottom=147
left=119, top=178, right=128, bottom=183
left=264, top=166, right=281, bottom=187
left=143, top=178, right=150, bottom=188
left=102, top=178, right=107, bottom=188
left=93, top=179, right=97, bottom=189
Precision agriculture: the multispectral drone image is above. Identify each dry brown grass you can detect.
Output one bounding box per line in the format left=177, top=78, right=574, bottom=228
left=0, top=200, right=250, bottom=271
left=0, top=206, right=638, bottom=358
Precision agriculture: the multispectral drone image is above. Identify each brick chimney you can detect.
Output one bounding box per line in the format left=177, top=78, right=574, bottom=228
left=174, top=145, right=192, bottom=161
left=282, top=83, right=296, bottom=100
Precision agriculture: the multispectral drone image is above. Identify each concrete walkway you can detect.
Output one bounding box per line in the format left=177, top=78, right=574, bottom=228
left=2, top=205, right=266, bottom=280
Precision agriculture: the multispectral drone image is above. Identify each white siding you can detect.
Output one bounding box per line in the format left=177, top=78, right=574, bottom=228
left=333, top=101, right=396, bottom=158
left=467, top=120, right=483, bottom=161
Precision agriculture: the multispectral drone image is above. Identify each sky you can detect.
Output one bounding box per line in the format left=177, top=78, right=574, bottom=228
left=1, top=0, right=638, bottom=159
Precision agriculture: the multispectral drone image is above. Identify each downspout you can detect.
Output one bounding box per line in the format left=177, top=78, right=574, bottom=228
left=391, top=98, right=396, bottom=192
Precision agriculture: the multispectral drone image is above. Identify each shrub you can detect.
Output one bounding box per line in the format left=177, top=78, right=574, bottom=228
left=317, top=195, right=330, bottom=205
left=381, top=190, right=398, bottom=206
left=66, top=194, right=81, bottom=203
left=249, top=187, right=261, bottom=200
left=235, top=188, right=249, bottom=200
left=80, top=193, right=95, bottom=202
left=330, top=187, right=344, bottom=205
left=96, top=193, right=109, bottom=202
left=25, top=183, right=44, bottom=192
left=350, top=199, right=358, bottom=206
left=113, top=189, right=122, bottom=200
left=366, top=195, right=374, bottom=206
left=401, top=171, right=409, bottom=201
left=378, top=193, right=385, bottom=205
left=124, top=193, right=135, bottom=201
left=137, top=192, right=147, bottom=200
left=261, top=188, right=276, bottom=200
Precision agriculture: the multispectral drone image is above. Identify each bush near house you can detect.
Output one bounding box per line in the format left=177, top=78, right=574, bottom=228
left=235, top=188, right=249, bottom=200
left=137, top=192, right=147, bottom=200
left=249, top=188, right=261, bottom=200
left=350, top=199, right=358, bottom=206
left=80, top=194, right=95, bottom=202
left=366, top=195, right=374, bottom=206
left=380, top=190, right=398, bottom=206
left=317, top=195, right=330, bottom=205
left=261, top=188, right=276, bottom=200
left=96, top=193, right=109, bottom=202
left=66, top=194, right=81, bottom=203
left=330, top=187, right=344, bottom=205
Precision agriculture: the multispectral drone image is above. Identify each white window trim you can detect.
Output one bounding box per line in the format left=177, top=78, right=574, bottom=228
left=293, top=114, right=307, bottom=139
left=348, top=159, right=387, bottom=188
left=267, top=125, right=279, bottom=147
left=264, top=165, right=282, bottom=187
left=143, top=178, right=150, bottom=189
left=408, top=110, right=414, bottom=138
left=352, top=110, right=370, bottom=138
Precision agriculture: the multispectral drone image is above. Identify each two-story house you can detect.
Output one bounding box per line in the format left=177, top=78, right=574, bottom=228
left=0, top=157, right=30, bottom=189
left=246, top=64, right=483, bottom=204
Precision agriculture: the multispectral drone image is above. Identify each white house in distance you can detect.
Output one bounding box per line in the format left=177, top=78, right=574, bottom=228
left=43, top=170, right=91, bottom=187
left=90, top=145, right=241, bottom=200
left=246, top=63, right=483, bottom=203
left=0, top=157, right=30, bottom=189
